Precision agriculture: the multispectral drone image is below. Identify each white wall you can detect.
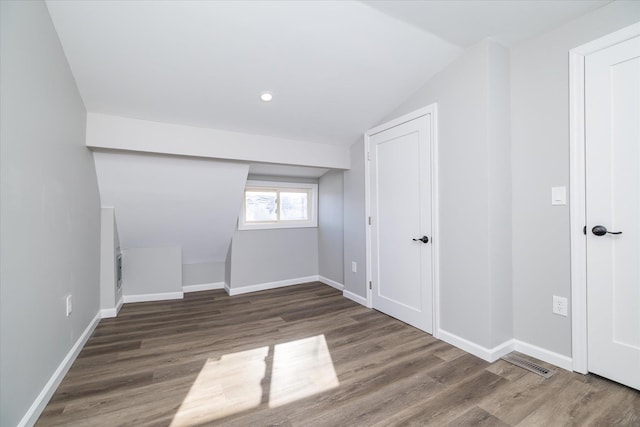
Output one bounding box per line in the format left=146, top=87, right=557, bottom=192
left=122, top=247, right=183, bottom=297
left=100, top=208, right=122, bottom=311
left=318, top=170, right=345, bottom=285
left=87, top=113, right=350, bottom=169
left=182, top=261, right=225, bottom=286
left=511, top=1, right=640, bottom=357
left=379, top=39, right=513, bottom=349
left=0, top=2, right=101, bottom=425
left=342, top=139, right=368, bottom=297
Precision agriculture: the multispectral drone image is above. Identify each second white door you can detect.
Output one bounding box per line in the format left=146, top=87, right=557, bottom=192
left=585, top=35, right=640, bottom=390
left=369, top=114, right=433, bottom=333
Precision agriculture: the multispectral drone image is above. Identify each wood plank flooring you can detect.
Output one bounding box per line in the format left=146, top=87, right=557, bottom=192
left=37, top=282, right=640, bottom=426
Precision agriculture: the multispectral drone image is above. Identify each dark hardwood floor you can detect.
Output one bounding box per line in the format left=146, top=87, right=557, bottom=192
left=37, top=282, right=640, bottom=426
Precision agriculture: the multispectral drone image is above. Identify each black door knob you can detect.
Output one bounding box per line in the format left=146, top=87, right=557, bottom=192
left=592, top=225, right=622, bottom=236
left=412, top=236, right=429, bottom=243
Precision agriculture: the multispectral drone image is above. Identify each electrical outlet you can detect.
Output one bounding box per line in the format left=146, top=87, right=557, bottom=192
left=66, top=294, right=73, bottom=316
left=552, top=295, right=568, bottom=316
left=351, top=261, right=357, bottom=273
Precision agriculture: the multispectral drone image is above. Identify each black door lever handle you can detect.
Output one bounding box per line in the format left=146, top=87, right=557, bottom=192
left=592, top=225, right=622, bottom=236
left=412, top=236, right=429, bottom=243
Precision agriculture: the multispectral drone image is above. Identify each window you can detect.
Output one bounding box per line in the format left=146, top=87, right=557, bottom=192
left=239, top=180, right=318, bottom=230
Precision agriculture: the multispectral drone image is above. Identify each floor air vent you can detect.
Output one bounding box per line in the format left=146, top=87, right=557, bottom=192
left=501, top=353, right=556, bottom=378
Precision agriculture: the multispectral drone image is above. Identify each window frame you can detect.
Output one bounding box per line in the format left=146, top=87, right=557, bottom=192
left=239, top=180, right=318, bottom=230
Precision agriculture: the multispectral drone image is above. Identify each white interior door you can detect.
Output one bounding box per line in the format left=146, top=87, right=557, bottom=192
left=369, top=115, right=432, bottom=333
left=585, top=35, right=640, bottom=390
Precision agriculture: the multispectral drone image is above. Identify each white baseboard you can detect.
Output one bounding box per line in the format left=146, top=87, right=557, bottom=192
left=183, top=282, right=225, bottom=293
left=318, top=276, right=344, bottom=291
left=18, top=312, right=101, bottom=427
left=226, top=275, right=319, bottom=296
left=438, top=329, right=515, bottom=363
left=100, top=295, right=124, bottom=319
left=224, top=282, right=231, bottom=295
left=122, top=291, right=184, bottom=303
left=343, top=289, right=368, bottom=307
left=513, top=339, right=573, bottom=371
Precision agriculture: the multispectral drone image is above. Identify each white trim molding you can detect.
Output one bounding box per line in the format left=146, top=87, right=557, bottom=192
left=318, top=276, right=344, bottom=291
left=438, top=330, right=514, bottom=363
left=569, top=22, right=640, bottom=375
left=183, top=282, right=225, bottom=293
left=343, top=289, right=368, bottom=307
left=513, top=340, right=573, bottom=372
left=436, top=331, right=573, bottom=371
left=18, top=312, right=101, bottom=427
left=122, top=291, right=184, bottom=303
left=364, top=103, right=440, bottom=331
left=225, top=276, right=319, bottom=296
left=100, top=295, right=124, bottom=319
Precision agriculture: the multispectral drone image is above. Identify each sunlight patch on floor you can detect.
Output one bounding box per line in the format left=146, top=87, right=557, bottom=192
left=170, top=346, right=268, bottom=427
left=269, top=334, right=339, bottom=408
left=170, top=335, right=339, bottom=426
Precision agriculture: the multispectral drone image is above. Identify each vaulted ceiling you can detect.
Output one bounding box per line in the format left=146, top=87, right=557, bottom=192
left=46, top=0, right=610, bottom=149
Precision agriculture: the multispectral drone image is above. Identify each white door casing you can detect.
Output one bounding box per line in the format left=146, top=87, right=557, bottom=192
left=365, top=105, right=439, bottom=334
left=584, top=35, right=640, bottom=390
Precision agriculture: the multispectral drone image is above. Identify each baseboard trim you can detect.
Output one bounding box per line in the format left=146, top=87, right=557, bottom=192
left=122, top=291, right=184, bottom=303
left=224, top=282, right=231, bottom=295
left=513, top=339, right=573, bottom=371
left=18, top=312, right=101, bottom=427
left=343, top=289, right=368, bottom=307
left=438, top=329, right=515, bottom=363
left=100, top=295, right=124, bottom=319
left=226, top=276, right=319, bottom=296
left=318, top=276, right=344, bottom=291
left=183, top=282, right=225, bottom=293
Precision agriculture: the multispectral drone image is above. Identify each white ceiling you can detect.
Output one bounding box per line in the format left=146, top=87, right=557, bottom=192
left=46, top=0, right=611, bottom=149
left=362, top=1, right=612, bottom=48
left=46, top=0, right=461, bottom=148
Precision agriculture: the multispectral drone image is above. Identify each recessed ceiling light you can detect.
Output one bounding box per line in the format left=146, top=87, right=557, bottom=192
left=260, top=92, right=273, bottom=102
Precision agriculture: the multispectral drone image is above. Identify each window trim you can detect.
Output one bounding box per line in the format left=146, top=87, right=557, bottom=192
left=239, top=180, right=318, bottom=230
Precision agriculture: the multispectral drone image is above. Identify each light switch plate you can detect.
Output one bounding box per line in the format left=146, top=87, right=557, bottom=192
left=66, top=294, right=73, bottom=316
left=551, top=186, right=567, bottom=205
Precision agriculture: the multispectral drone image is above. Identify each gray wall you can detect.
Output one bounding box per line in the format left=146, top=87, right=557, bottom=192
left=226, top=174, right=320, bottom=290
left=182, top=261, right=225, bottom=286
left=225, top=242, right=232, bottom=287
left=122, top=247, right=182, bottom=295
left=342, top=139, right=367, bottom=297
left=487, top=41, right=514, bottom=347
left=0, top=2, right=102, bottom=426
left=100, top=207, right=122, bottom=310
left=229, top=228, right=319, bottom=288
left=380, top=39, right=513, bottom=349
left=511, top=1, right=640, bottom=356
left=318, top=170, right=344, bottom=285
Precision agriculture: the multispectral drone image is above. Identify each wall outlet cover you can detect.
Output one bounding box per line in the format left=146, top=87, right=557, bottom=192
left=552, top=295, right=568, bottom=316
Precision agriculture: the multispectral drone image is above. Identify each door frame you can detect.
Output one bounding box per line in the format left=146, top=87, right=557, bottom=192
left=569, top=22, right=640, bottom=374
left=364, top=103, right=440, bottom=338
